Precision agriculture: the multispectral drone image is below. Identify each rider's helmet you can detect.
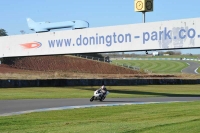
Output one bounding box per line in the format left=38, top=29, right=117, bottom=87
left=101, top=85, right=107, bottom=92
left=101, top=85, right=105, bottom=89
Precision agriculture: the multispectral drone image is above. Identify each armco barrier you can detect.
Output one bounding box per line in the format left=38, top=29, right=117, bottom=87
left=0, top=79, right=200, bottom=88
left=122, top=58, right=200, bottom=61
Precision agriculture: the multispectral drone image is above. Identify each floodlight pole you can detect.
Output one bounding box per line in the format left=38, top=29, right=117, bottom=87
left=142, top=12, right=146, bottom=23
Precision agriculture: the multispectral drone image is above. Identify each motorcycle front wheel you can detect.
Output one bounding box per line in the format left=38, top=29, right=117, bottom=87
left=90, top=96, right=94, bottom=102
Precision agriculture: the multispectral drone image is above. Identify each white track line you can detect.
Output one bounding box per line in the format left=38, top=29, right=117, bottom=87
left=0, top=101, right=190, bottom=117
left=195, top=68, right=199, bottom=74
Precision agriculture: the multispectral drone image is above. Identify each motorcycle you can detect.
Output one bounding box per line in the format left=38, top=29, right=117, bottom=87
left=90, top=89, right=109, bottom=102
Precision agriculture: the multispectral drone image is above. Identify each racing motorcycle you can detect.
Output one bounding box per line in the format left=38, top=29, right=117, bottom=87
left=90, top=89, right=109, bottom=102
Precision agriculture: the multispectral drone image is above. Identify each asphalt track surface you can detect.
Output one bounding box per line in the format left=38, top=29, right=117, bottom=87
left=0, top=60, right=199, bottom=116
left=181, top=60, right=200, bottom=74
left=1, top=97, right=200, bottom=116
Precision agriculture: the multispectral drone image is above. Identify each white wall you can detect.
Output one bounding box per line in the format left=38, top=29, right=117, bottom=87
left=0, top=17, right=200, bottom=57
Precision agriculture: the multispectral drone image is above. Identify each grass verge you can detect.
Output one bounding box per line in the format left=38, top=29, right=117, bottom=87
left=198, top=68, right=200, bottom=74
left=0, top=101, right=200, bottom=133
left=0, top=85, right=200, bottom=100
left=112, top=60, right=188, bottom=73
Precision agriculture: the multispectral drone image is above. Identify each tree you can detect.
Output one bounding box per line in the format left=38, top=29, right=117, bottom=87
left=164, top=50, right=182, bottom=55
left=0, top=28, right=8, bottom=36
left=165, top=51, right=175, bottom=55
left=174, top=51, right=182, bottom=55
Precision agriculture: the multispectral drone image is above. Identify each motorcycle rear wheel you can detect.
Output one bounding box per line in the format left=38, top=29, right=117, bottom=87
left=100, top=96, right=105, bottom=101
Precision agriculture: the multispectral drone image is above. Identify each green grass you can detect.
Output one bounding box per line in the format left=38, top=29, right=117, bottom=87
left=112, top=60, right=188, bottom=73
left=0, top=85, right=200, bottom=132
left=198, top=68, right=200, bottom=73
left=0, top=85, right=200, bottom=100
left=0, top=101, right=200, bottom=133
left=197, top=62, right=200, bottom=74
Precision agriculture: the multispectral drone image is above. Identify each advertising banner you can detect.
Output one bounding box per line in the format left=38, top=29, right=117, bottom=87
left=0, top=17, right=200, bottom=57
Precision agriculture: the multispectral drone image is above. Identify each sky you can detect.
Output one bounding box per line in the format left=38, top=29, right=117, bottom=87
left=0, top=0, right=200, bottom=54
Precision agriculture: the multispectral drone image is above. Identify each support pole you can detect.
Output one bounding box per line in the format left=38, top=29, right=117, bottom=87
left=142, top=12, right=146, bottom=23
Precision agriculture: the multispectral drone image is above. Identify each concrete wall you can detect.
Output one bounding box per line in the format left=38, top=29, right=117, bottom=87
left=0, top=79, right=200, bottom=88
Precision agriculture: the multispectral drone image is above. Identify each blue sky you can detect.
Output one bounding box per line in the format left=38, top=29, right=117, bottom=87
left=0, top=0, right=200, bottom=54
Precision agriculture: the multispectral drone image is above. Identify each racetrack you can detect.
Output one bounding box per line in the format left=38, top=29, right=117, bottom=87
left=1, top=97, right=200, bottom=116
left=112, top=59, right=200, bottom=74
left=181, top=60, right=200, bottom=74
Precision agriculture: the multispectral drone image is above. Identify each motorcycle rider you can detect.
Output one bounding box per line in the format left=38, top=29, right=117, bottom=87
left=99, top=85, right=107, bottom=97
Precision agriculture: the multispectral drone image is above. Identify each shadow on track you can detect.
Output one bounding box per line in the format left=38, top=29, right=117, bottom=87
left=101, top=101, right=138, bottom=103
left=72, top=86, right=200, bottom=97
left=109, top=90, right=200, bottom=97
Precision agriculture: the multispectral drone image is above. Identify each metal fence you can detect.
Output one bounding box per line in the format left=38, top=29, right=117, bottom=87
left=73, top=54, right=110, bottom=62
left=112, top=62, right=140, bottom=70
left=122, top=58, right=200, bottom=61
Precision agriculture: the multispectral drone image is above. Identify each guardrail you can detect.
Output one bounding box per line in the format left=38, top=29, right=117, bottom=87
left=122, top=58, right=200, bottom=61
left=73, top=54, right=110, bottom=62
left=112, top=62, right=140, bottom=70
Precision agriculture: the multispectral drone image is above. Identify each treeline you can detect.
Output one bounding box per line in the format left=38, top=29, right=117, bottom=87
left=159, top=51, right=182, bottom=55
left=0, top=28, right=8, bottom=36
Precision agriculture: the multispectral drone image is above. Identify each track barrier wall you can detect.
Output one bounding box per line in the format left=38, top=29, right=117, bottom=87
left=0, top=79, right=200, bottom=88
